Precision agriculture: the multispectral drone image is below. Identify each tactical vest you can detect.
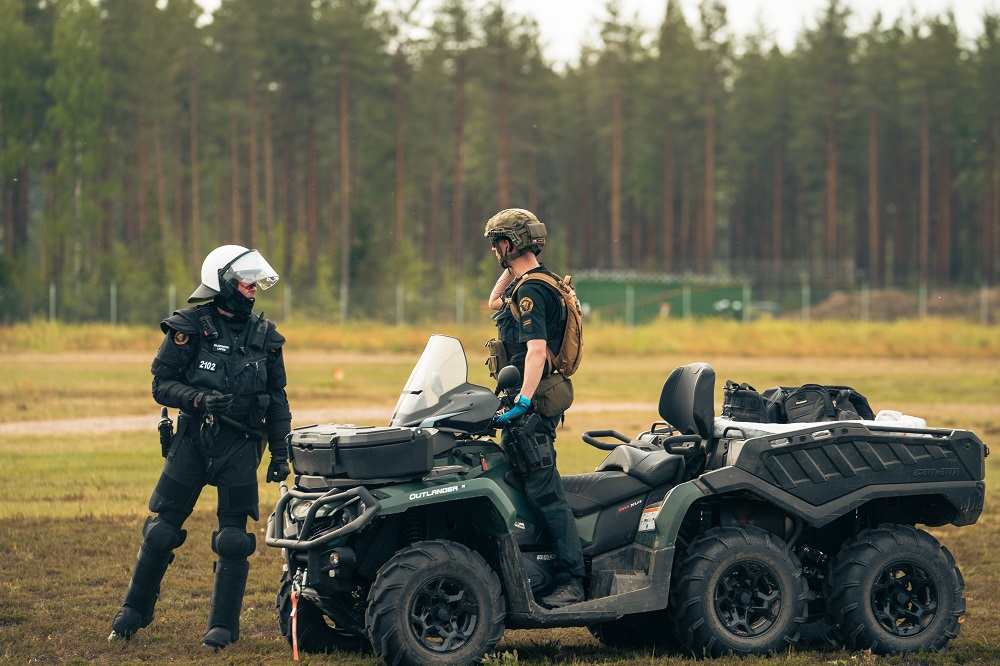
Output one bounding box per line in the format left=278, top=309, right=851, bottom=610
left=494, top=267, right=565, bottom=376
left=165, top=304, right=275, bottom=421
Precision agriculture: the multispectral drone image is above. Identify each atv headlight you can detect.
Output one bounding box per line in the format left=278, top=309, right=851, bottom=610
left=289, top=500, right=313, bottom=521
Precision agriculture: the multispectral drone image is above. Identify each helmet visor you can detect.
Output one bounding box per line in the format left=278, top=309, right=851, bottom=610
left=223, top=250, right=279, bottom=289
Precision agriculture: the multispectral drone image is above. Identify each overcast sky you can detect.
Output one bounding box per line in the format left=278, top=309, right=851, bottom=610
left=196, top=0, right=998, bottom=66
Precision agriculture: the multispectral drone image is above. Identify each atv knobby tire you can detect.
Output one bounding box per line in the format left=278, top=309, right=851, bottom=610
left=671, top=526, right=809, bottom=657
left=366, top=539, right=506, bottom=666
left=825, top=524, right=965, bottom=655
left=276, top=575, right=371, bottom=654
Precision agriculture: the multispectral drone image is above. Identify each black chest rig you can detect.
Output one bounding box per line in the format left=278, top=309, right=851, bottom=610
left=183, top=304, right=270, bottom=400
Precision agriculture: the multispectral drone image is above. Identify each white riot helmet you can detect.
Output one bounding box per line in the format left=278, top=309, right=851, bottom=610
left=187, top=245, right=279, bottom=302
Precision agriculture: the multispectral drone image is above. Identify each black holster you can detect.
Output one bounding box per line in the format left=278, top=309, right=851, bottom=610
left=157, top=409, right=174, bottom=458
left=507, top=413, right=555, bottom=475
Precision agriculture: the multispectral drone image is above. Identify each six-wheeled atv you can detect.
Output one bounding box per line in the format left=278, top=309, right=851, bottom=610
left=266, top=335, right=987, bottom=664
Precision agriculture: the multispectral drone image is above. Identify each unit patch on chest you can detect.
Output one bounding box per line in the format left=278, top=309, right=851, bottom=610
left=212, top=343, right=231, bottom=354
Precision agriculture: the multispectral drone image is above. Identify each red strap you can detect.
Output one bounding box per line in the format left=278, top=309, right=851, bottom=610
left=291, top=589, right=300, bottom=661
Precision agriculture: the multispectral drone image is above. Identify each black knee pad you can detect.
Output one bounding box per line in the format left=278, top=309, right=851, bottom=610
left=212, top=527, right=256, bottom=559
left=142, top=516, right=187, bottom=554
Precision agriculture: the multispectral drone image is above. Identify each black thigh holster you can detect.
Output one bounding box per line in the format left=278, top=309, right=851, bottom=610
left=506, top=413, right=555, bottom=475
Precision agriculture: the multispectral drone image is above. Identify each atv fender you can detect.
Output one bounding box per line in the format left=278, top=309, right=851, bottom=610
left=642, top=480, right=710, bottom=550
left=374, top=477, right=520, bottom=527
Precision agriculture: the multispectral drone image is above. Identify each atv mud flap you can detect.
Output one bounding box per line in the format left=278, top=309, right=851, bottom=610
left=497, top=534, right=674, bottom=628
left=265, top=485, right=381, bottom=551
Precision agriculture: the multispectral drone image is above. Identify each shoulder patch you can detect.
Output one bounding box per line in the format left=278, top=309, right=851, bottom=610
left=173, top=331, right=190, bottom=345
left=518, top=296, right=534, bottom=314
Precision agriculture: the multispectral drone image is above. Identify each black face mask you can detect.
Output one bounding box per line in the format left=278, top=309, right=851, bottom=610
left=215, top=280, right=254, bottom=319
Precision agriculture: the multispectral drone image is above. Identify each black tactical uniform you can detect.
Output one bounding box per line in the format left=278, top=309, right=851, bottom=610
left=495, top=265, right=586, bottom=587
left=110, top=302, right=291, bottom=647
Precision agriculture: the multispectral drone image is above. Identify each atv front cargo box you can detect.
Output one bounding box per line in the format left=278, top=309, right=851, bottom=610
left=289, top=424, right=434, bottom=479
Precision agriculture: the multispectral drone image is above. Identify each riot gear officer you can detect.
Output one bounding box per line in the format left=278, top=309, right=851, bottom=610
left=109, top=245, right=292, bottom=650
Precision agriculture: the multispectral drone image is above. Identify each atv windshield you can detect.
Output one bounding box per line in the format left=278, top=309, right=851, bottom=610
left=390, top=335, right=469, bottom=425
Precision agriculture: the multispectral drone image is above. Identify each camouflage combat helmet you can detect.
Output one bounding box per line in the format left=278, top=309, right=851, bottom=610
left=484, top=208, right=547, bottom=267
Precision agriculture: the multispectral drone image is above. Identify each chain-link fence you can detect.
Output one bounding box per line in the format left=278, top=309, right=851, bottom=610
left=17, top=276, right=998, bottom=326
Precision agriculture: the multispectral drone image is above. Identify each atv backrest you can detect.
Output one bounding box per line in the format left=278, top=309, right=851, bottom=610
left=659, top=362, right=716, bottom=440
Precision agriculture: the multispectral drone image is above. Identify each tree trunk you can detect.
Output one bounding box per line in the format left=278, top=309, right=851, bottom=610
left=173, top=131, right=183, bottom=251
left=981, top=134, right=993, bottom=285
left=497, top=34, right=509, bottom=209
left=919, top=90, right=930, bottom=284
left=703, top=86, right=716, bottom=273
left=2, top=179, right=10, bottom=257
left=137, top=118, right=149, bottom=253
left=230, top=111, right=242, bottom=242
left=248, top=84, right=259, bottom=250
left=610, top=88, right=623, bottom=269
left=451, top=55, right=466, bottom=267
left=393, top=50, right=405, bottom=250
left=281, top=84, right=295, bottom=277
left=576, top=111, right=592, bottom=267
left=528, top=142, right=538, bottom=214
left=772, top=138, right=784, bottom=269
left=936, top=148, right=951, bottom=283
left=339, top=66, right=351, bottom=289
left=305, top=114, right=318, bottom=271
left=867, top=106, right=880, bottom=286
left=189, top=56, right=201, bottom=267
left=992, top=118, right=1000, bottom=284
left=429, top=123, right=441, bottom=260
left=153, top=119, right=169, bottom=253
left=824, top=111, right=838, bottom=267
left=662, top=127, right=675, bottom=268
left=681, top=154, right=692, bottom=273
left=263, top=111, right=274, bottom=257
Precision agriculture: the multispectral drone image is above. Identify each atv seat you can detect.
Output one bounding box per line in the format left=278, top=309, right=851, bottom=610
left=561, top=448, right=684, bottom=517
left=658, top=361, right=715, bottom=440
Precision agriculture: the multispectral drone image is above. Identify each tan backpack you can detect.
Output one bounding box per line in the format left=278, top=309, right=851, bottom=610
left=509, top=271, right=584, bottom=377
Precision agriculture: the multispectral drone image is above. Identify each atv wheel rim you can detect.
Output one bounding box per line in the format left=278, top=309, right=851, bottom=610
left=408, top=575, right=479, bottom=653
left=713, top=561, right=781, bottom=637
left=870, top=561, right=937, bottom=636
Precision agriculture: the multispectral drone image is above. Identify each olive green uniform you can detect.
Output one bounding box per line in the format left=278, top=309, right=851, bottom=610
left=494, top=266, right=585, bottom=582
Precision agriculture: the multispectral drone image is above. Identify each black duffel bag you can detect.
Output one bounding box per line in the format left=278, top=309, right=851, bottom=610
left=775, top=384, right=875, bottom=423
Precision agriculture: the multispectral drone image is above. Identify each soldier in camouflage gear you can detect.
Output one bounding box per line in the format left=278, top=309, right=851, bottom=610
left=485, top=208, right=586, bottom=609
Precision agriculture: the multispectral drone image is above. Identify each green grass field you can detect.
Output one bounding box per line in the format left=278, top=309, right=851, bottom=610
left=1, top=320, right=999, bottom=665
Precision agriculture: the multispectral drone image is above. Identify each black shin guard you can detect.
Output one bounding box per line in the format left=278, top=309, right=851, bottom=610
left=112, top=517, right=186, bottom=638
left=203, top=557, right=250, bottom=648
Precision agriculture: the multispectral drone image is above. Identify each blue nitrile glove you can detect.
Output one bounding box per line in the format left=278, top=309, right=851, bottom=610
left=494, top=394, right=531, bottom=426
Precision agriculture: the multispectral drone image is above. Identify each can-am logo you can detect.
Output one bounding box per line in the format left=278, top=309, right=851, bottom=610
left=913, top=468, right=959, bottom=477
left=409, top=486, right=460, bottom=501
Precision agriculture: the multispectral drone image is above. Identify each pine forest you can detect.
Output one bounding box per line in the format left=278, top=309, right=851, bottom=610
left=2, top=0, right=1000, bottom=323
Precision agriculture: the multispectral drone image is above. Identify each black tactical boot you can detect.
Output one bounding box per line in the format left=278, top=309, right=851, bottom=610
left=540, top=577, right=584, bottom=609
left=202, top=557, right=250, bottom=650
left=109, top=518, right=185, bottom=641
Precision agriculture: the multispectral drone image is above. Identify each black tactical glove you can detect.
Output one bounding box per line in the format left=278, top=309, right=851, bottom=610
left=194, top=390, right=233, bottom=415
left=266, top=457, right=290, bottom=483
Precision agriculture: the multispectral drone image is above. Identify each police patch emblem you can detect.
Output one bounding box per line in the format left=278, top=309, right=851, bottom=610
left=519, top=297, right=534, bottom=314
left=174, top=332, right=190, bottom=345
